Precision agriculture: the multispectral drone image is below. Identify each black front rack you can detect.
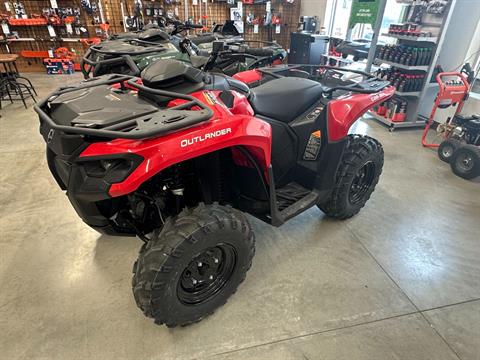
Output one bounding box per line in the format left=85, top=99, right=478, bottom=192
left=81, top=41, right=167, bottom=79
left=34, top=74, right=214, bottom=140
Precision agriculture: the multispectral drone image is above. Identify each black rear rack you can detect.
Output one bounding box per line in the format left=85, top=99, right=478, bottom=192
left=34, top=74, right=214, bottom=140
left=258, top=64, right=391, bottom=94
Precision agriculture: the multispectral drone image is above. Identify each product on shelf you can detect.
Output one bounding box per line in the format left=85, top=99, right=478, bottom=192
left=43, top=58, right=75, bottom=75
left=377, top=44, right=433, bottom=66
left=388, top=23, right=432, bottom=38
left=375, top=67, right=426, bottom=92
left=373, top=98, right=408, bottom=122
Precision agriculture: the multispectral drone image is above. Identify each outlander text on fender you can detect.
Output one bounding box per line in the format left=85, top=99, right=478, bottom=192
left=181, top=128, right=232, bottom=147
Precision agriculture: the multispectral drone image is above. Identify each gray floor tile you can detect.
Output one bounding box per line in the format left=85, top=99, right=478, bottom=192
left=346, top=121, right=480, bottom=310
left=424, top=300, right=480, bottom=360
left=214, top=313, right=459, bottom=360
left=0, top=206, right=414, bottom=360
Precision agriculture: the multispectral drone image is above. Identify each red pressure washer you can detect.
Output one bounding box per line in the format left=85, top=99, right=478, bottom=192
left=421, top=71, right=471, bottom=148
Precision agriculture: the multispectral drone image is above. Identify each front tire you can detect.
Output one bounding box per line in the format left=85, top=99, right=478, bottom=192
left=318, top=135, right=384, bottom=219
left=450, top=144, right=480, bottom=180
left=132, top=204, right=255, bottom=327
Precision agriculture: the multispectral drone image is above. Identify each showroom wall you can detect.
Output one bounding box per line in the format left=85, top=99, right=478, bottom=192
left=300, top=0, right=328, bottom=28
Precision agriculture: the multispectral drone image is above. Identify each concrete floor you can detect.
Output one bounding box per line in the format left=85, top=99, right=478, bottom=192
left=1, top=73, right=479, bottom=360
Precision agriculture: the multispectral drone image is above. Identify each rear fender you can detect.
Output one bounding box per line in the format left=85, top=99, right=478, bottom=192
left=80, top=112, right=272, bottom=197
left=327, top=86, right=395, bottom=141
left=233, top=69, right=263, bottom=85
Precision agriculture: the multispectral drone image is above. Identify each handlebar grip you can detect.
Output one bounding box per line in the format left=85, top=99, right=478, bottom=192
left=186, top=23, right=204, bottom=29
left=189, top=35, right=217, bottom=45
left=244, top=48, right=275, bottom=57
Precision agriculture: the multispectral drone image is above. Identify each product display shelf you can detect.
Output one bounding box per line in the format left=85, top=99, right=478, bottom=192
left=368, top=110, right=426, bottom=131
left=395, top=90, right=421, bottom=97
left=376, top=59, right=429, bottom=71
left=369, top=0, right=455, bottom=131
left=381, top=33, right=438, bottom=43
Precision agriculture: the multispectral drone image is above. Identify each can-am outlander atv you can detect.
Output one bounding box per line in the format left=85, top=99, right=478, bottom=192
left=81, top=20, right=286, bottom=78
left=35, top=45, right=393, bottom=327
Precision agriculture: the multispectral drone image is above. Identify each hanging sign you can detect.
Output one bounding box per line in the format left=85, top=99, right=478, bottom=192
left=275, top=24, right=280, bottom=34
left=253, top=24, right=259, bottom=34
left=50, top=0, right=58, bottom=9
left=47, top=25, right=56, bottom=37
left=348, top=0, right=379, bottom=28
left=1, top=22, right=10, bottom=35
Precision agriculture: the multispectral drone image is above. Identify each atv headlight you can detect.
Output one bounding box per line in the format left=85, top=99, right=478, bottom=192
left=81, top=155, right=143, bottom=183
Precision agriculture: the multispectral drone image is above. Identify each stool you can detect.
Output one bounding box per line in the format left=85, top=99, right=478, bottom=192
left=0, top=54, right=37, bottom=109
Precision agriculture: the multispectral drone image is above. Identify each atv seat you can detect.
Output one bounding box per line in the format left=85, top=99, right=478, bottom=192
left=249, top=77, right=324, bottom=123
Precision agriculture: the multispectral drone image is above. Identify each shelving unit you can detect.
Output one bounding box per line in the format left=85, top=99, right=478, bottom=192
left=395, top=90, right=421, bottom=97
left=375, top=59, right=429, bottom=71
left=381, top=33, right=438, bottom=43
left=368, top=111, right=426, bottom=131
left=369, top=0, right=455, bottom=131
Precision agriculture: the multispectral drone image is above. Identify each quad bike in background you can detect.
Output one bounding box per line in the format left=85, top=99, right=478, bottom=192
left=81, top=19, right=286, bottom=78
left=80, top=21, right=204, bottom=78
left=34, top=44, right=393, bottom=326
left=81, top=35, right=286, bottom=78
left=422, top=64, right=480, bottom=179
left=336, top=36, right=382, bottom=62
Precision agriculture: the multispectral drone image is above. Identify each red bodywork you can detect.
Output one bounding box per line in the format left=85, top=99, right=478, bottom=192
left=234, top=69, right=395, bottom=141
left=328, top=86, right=395, bottom=141
left=79, top=71, right=394, bottom=198
left=80, top=90, right=271, bottom=198
left=233, top=69, right=262, bottom=84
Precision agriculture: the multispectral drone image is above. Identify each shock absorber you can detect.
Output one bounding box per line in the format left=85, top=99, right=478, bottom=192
left=170, top=164, right=185, bottom=212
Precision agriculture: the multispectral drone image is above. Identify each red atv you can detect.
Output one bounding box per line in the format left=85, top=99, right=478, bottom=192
left=35, top=52, right=394, bottom=327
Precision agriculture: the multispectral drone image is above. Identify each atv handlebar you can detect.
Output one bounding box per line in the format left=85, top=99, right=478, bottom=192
left=34, top=75, right=214, bottom=140
left=244, top=48, right=275, bottom=57
left=171, top=21, right=204, bottom=35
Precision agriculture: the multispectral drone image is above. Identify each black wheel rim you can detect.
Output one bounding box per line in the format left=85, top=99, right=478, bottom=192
left=456, top=153, right=474, bottom=172
left=177, top=244, right=237, bottom=305
left=349, top=161, right=376, bottom=204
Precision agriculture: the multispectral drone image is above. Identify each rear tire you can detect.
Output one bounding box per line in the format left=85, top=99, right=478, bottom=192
left=450, top=144, right=480, bottom=180
left=318, top=135, right=384, bottom=219
left=438, top=138, right=462, bottom=163
left=132, top=203, right=255, bottom=327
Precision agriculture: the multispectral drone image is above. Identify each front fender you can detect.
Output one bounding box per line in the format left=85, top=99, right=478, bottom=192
left=80, top=114, right=272, bottom=197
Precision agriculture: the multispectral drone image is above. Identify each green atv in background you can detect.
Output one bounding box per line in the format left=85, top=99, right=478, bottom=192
left=81, top=21, right=286, bottom=79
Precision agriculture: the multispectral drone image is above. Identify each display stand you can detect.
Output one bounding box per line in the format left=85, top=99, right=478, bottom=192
left=368, top=0, right=456, bottom=131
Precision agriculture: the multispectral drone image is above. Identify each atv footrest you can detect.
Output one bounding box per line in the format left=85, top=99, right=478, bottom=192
left=275, top=182, right=311, bottom=211
left=273, top=182, right=320, bottom=224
